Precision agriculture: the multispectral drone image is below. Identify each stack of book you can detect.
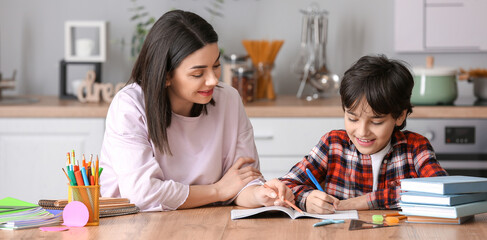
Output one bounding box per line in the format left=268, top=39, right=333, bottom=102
left=38, top=197, right=139, bottom=218
left=399, top=175, right=487, bottom=224
left=0, top=197, right=63, bottom=230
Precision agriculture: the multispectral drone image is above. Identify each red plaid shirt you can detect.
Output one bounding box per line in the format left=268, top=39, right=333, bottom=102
left=280, top=130, right=447, bottom=210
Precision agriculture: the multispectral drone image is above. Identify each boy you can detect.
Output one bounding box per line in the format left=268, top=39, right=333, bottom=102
left=280, top=55, right=447, bottom=214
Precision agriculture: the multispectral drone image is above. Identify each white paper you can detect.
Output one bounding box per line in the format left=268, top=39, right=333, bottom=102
left=231, top=206, right=359, bottom=220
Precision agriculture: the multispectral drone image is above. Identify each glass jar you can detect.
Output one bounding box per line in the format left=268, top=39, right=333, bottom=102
left=231, top=66, right=256, bottom=104
left=222, top=54, right=248, bottom=85
left=255, top=63, right=275, bottom=100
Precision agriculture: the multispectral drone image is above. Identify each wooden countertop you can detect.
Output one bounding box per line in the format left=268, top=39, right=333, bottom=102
left=0, top=95, right=486, bottom=118
left=2, top=206, right=486, bottom=239
left=0, top=96, right=110, bottom=118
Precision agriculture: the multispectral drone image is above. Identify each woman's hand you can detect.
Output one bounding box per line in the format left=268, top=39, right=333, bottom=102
left=254, top=179, right=295, bottom=207
left=305, top=190, right=340, bottom=214
left=214, top=157, right=262, bottom=202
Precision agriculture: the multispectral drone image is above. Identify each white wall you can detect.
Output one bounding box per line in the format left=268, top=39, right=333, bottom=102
left=0, top=0, right=485, bottom=97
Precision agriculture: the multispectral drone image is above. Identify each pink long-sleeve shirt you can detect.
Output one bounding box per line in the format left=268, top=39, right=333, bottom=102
left=100, top=83, right=259, bottom=211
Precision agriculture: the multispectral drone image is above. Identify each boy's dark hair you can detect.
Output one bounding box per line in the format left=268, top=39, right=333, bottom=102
left=129, top=10, right=218, bottom=155
left=339, top=54, right=414, bottom=130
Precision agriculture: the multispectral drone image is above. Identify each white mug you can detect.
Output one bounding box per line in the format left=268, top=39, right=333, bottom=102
left=76, top=38, right=94, bottom=57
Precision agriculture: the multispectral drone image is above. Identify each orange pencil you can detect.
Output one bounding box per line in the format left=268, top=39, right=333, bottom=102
left=62, top=168, right=70, bottom=182
left=263, top=184, right=303, bottom=214
left=74, top=171, right=84, bottom=186
left=383, top=212, right=401, bottom=217
left=90, top=175, right=95, bottom=186
left=95, top=155, right=99, bottom=185
left=66, top=152, right=71, bottom=165
left=73, top=170, right=94, bottom=222
left=82, top=154, right=87, bottom=168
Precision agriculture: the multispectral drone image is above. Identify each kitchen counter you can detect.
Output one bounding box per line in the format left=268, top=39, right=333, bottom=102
left=0, top=95, right=486, bottom=118
left=0, top=96, right=109, bottom=118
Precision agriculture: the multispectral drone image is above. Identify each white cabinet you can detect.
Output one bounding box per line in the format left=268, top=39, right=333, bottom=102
left=394, top=0, right=487, bottom=52
left=250, top=118, right=344, bottom=180
left=0, top=118, right=105, bottom=204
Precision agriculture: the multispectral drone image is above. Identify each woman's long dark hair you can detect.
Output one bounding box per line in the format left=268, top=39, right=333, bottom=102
left=129, top=10, right=218, bottom=155
left=339, top=54, right=414, bottom=131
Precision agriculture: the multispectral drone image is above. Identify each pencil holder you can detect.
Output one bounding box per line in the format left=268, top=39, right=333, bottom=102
left=68, top=184, right=100, bottom=226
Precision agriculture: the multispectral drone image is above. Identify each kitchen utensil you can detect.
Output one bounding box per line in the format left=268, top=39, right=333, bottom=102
left=292, top=14, right=310, bottom=75
left=411, top=56, right=458, bottom=105
left=308, top=13, right=336, bottom=93
left=472, top=77, right=487, bottom=100
left=458, top=68, right=487, bottom=101
left=295, top=4, right=339, bottom=99
left=348, top=219, right=397, bottom=231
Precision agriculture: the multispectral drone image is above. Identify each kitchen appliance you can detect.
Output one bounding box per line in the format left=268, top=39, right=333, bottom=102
left=406, top=117, right=487, bottom=178
left=294, top=4, right=339, bottom=99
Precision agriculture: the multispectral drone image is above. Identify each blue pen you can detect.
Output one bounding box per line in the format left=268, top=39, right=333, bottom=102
left=80, top=167, right=90, bottom=186
left=306, top=168, right=324, bottom=192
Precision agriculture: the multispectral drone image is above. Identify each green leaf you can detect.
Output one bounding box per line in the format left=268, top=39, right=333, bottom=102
left=128, top=6, right=144, bottom=11
left=205, top=7, right=224, bottom=18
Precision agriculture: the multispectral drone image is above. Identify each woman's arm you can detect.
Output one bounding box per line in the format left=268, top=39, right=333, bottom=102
left=179, top=157, right=261, bottom=209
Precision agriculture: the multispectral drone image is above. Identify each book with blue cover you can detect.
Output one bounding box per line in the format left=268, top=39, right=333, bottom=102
left=400, top=192, right=487, bottom=206
left=399, top=200, right=487, bottom=219
left=400, top=175, right=487, bottom=194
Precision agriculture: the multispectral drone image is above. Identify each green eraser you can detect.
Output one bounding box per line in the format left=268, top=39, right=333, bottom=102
left=372, top=215, right=384, bottom=222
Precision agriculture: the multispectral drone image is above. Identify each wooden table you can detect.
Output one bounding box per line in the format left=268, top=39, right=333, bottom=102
left=1, top=206, right=486, bottom=239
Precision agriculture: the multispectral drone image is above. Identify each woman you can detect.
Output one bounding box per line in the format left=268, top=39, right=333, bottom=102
left=100, top=10, right=293, bottom=211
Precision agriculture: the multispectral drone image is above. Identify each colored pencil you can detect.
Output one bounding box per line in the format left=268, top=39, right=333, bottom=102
left=263, top=184, right=303, bottom=214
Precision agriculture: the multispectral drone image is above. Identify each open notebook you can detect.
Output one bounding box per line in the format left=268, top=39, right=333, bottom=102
left=231, top=206, right=359, bottom=220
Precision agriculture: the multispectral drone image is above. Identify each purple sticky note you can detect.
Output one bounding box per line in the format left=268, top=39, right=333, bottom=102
left=62, top=201, right=89, bottom=227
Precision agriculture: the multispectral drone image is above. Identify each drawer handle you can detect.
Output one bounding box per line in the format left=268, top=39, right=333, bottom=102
left=254, top=134, right=274, bottom=140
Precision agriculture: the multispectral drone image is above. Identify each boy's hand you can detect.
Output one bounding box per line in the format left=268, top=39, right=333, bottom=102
left=254, top=179, right=295, bottom=207
left=305, top=190, right=339, bottom=214
left=336, top=194, right=369, bottom=210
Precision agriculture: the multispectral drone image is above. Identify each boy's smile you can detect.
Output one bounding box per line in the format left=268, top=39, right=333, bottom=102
left=344, top=98, right=406, bottom=155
